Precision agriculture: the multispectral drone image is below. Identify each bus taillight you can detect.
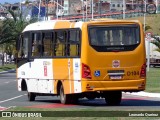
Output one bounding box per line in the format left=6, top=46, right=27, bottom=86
left=140, top=64, right=146, bottom=78
left=82, top=63, right=92, bottom=79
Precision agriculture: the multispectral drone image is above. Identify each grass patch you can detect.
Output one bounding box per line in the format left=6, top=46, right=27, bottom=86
left=0, top=64, right=16, bottom=72
left=145, top=68, right=160, bottom=92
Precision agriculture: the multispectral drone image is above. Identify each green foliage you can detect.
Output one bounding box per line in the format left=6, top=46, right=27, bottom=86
left=0, top=9, right=37, bottom=44
left=1, top=10, right=26, bottom=44
left=0, top=9, right=37, bottom=55
left=0, top=64, right=15, bottom=72
left=146, top=68, right=160, bottom=92
left=142, top=24, right=152, bottom=31
left=145, top=25, right=152, bottom=31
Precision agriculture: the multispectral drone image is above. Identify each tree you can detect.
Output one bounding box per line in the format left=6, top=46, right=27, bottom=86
left=0, top=9, right=37, bottom=44
left=0, top=9, right=37, bottom=65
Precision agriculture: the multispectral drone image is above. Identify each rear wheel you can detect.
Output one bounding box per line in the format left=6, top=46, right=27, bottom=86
left=28, top=92, right=36, bottom=101
left=60, top=85, right=71, bottom=104
left=104, top=91, right=122, bottom=106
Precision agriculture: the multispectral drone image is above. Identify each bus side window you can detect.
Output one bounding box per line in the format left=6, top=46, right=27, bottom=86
left=42, top=32, right=53, bottom=57
left=54, top=31, right=66, bottom=57
left=18, top=32, right=29, bottom=58
left=31, top=33, right=41, bottom=57
left=68, top=29, right=80, bottom=57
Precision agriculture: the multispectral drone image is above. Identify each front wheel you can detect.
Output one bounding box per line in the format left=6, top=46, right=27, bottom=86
left=104, top=91, right=122, bottom=106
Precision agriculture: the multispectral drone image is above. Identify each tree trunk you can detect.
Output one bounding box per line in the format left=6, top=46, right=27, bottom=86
left=2, top=52, right=4, bottom=66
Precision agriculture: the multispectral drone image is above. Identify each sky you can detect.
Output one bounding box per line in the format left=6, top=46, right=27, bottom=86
left=0, top=0, right=20, bottom=4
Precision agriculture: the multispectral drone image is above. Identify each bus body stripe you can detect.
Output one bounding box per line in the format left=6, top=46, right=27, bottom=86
left=73, top=58, right=81, bottom=93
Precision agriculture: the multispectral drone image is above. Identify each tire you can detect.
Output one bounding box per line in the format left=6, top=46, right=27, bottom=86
left=104, top=91, right=122, bottom=106
left=59, top=85, right=71, bottom=104
left=28, top=92, right=36, bottom=101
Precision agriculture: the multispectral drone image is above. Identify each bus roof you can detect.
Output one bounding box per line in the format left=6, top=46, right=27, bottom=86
left=23, top=19, right=141, bottom=33
left=89, top=18, right=140, bottom=23
left=22, top=20, right=82, bottom=32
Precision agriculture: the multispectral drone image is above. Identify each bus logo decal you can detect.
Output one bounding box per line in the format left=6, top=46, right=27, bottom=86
left=112, top=60, right=120, bottom=68
left=44, top=66, right=47, bottom=76
left=94, top=71, right=100, bottom=77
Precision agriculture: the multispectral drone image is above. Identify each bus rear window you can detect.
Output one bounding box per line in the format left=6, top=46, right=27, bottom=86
left=88, top=25, right=140, bottom=52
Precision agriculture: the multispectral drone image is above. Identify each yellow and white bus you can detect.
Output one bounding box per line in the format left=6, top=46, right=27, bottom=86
left=16, top=19, right=146, bottom=105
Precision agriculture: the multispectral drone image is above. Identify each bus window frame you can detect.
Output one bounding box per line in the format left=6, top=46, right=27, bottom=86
left=53, top=28, right=81, bottom=59
left=16, top=32, right=31, bottom=65
left=88, top=24, right=141, bottom=52
left=41, top=31, right=54, bottom=58
left=27, top=28, right=81, bottom=59
left=30, top=31, right=43, bottom=59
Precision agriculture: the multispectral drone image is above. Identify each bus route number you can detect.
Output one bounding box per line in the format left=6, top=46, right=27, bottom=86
left=127, top=71, right=139, bottom=76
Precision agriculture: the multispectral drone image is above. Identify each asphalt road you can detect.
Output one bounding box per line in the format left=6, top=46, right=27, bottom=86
left=1, top=71, right=160, bottom=110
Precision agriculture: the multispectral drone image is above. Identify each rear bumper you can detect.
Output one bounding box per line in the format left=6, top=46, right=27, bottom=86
left=82, top=79, right=146, bottom=92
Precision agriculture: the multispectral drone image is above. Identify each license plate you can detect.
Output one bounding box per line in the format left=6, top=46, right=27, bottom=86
left=110, top=76, right=122, bottom=79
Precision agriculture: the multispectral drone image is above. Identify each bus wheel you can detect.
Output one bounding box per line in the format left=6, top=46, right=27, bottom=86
left=104, top=91, right=122, bottom=106
left=28, top=92, right=36, bottom=101
left=59, top=85, right=71, bottom=104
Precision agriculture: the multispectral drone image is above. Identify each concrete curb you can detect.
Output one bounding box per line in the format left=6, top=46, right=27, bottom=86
left=124, top=91, right=160, bottom=98
left=0, top=69, right=16, bottom=74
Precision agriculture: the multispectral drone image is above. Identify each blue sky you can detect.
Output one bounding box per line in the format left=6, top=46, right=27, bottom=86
left=0, top=0, right=22, bottom=4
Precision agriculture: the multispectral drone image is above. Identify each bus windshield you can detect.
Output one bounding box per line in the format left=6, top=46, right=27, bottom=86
left=88, top=24, right=140, bottom=52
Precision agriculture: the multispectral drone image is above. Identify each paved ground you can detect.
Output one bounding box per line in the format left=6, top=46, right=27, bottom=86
left=1, top=71, right=160, bottom=111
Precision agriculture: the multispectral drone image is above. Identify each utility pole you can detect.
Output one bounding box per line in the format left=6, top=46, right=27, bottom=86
left=57, top=0, right=58, bottom=20
left=86, top=0, right=87, bottom=21
left=47, top=0, right=48, bottom=20
left=38, top=0, right=41, bottom=21
left=100, top=0, right=102, bottom=18
left=19, top=0, right=22, bottom=14
left=98, top=0, right=102, bottom=18
left=156, top=0, right=158, bottom=13
left=123, top=0, right=125, bottom=19
left=91, top=0, right=93, bottom=20
left=82, top=0, right=84, bottom=21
